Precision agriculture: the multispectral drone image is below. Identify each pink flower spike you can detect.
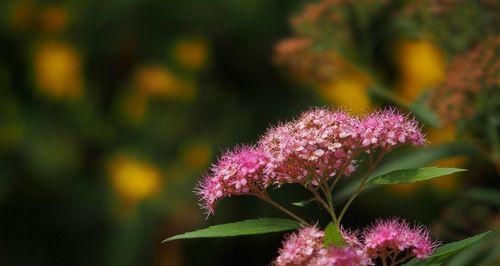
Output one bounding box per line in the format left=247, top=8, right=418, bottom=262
left=363, top=218, right=437, bottom=263
left=358, top=108, right=426, bottom=151
left=274, top=225, right=372, bottom=266
left=309, top=246, right=372, bottom=266
left=259, top=107, right=361, bottom=187
left=274, top=226, right=325, bottom=266
left=195, top=145, right=269, bottom=216
left=406, top=225, right=439, bottom=259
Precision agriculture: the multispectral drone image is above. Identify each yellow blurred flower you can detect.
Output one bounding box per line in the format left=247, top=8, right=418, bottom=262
left=134, top=65, right=180, bottom=96
left=427, top=125, right=467, bottom=168
left=428, top=124, right=457, bottom=144
left=108, top=155, right=163, bottom=204
left=134, top=64, right=196, bottom=100
left=389, top=175, right=461, bottom=195
left=38, top=4, right=69, bottom=33
left=181, top=141, right=213, bottom=169
left=33, top=41, right=83, bottom=99
left=317, top=72, right=372, bottom=113
left=172, top=38, right=209, bottom=71
left=396, top=40, right=446, bottom=103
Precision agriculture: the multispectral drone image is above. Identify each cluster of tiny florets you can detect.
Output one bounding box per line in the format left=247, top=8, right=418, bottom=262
left=429, top=37, right=499, bottom=125
left=274, top=226, right=370, bottom=266
left=197, top=108, right=425, bottom=215
left=273, top=218, right=436, bottom=265
left=259, top=109, right=360, bottom=187
left=358, top=109, right=426, bottom=150
left=195, top=145, right=268, bottom=215
left=274, top=226, right=325, bottom=266
left=309, top=247, right=372, bottom=266
left=363, top=218, right=438, bottom=261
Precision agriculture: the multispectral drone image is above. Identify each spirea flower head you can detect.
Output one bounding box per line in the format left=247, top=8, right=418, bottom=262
left=197, top=107, right=425, bottom=215
left=309, top=246, right=372, bottom=266
left=195, top=145, right=268, bottom=215
left=274, top=226, right=325, bottom=266
left=429, top=37, right=500, bottom=125
left=274, top=225, right=371, bottom=266
left=259, top=108, right=360, bottom=186
left=363, top=218, right=437, bottom=262
left=358, top=109, right=425, bottom=151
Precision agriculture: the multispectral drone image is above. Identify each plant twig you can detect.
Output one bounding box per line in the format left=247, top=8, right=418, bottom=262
left=337, top=150, right=386, bottom=223
left=257, top=193, right=310, bottom=226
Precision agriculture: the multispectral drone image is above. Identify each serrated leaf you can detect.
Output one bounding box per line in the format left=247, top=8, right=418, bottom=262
left=162, top=218, right=300, bottom=242
left=368, top=167, right=466, bottom=185
left=323, top=222, right=345, bottom=248
left=292, top=198, right=316, bottom=207
left=403, top=231, right=491, bottom=266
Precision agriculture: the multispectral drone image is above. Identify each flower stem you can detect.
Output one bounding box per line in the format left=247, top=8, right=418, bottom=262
left=337, top=151, right=386, bottom=223
left=258, top=193, right=310, bottom=226
left=308, top=185, right=337, bottom=224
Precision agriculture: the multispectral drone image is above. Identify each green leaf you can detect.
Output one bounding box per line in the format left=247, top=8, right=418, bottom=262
left=323, top=222, right=345, bottom=248
left=410, top=103, right=440, bottom=128
left=336, top=143, right=475, bottom=201
left=162, top=218, right=300, bottom=242
left=292, top=198, right=316, bottom=207
left=368, top=84, right=440, bottom=127
left=368, top=167, right=466, bottom=185
left=445, top=231, right=499, bottom=266
left=410, top=90, right=440, bottom=127
left=403, top=231, right=491, bottom=266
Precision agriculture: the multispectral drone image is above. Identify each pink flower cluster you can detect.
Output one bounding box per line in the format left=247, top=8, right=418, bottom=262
left=363, top=218, right=438, bottom=261
left=274, top=226, right=371, bottom=266
left=195, top=146, right=268, bottom=215
left=274, top=218, right=436, bottom=266
left=358, top=109, right=425, bottom=150
left=196, top=108, right=425, bottom=215
left=259, top=109, right=360, bottom=186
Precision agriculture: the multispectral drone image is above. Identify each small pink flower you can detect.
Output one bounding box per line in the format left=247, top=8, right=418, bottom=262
left=274, top=226, right=325, bottom=266
left=274, top=225, right=371, bottom=266
left=405, top=225, right=437, bottom=259
left=340, top=227, right=362, bottom=248
left=309, top=246, right=372, bottom=266
left=363, top=218, right=437, bottom=262
left=358, top=109, right=426, bottom=151
left=195, top=145, right=268, bottom=215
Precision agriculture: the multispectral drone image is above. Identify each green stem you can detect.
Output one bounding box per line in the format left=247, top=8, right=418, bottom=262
left=258, top=193, right=310, bottom=226
left=319, top=180, right=337, bottom=224
left=337, top=151, right=386, bottom=223
left=307, top=186, right=337, bottom=224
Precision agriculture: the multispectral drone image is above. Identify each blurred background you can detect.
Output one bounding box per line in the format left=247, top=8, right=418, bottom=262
left=0, top=0, right=498, bottom=265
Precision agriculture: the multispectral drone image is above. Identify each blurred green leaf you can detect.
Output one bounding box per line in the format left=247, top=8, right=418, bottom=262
left=336, top=143, right=475, bottom=201
left=465, top=188, right=500, bottom=207
left=162, top=218, right=300, bottom=242
left=410, top=90, right=441, bottom=128
left=368, top=167, right=466, bottom=185
left=410, top=102, right=440, bottom=128
left=369, top=84, right=439, bottom=127
left=445, top=231, right=500, bottom=266
left=403, top=231, right=491, bottom=266
left=323, top=222, right=345, bottom=248
left=292, top=198, right=316, bottom=207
